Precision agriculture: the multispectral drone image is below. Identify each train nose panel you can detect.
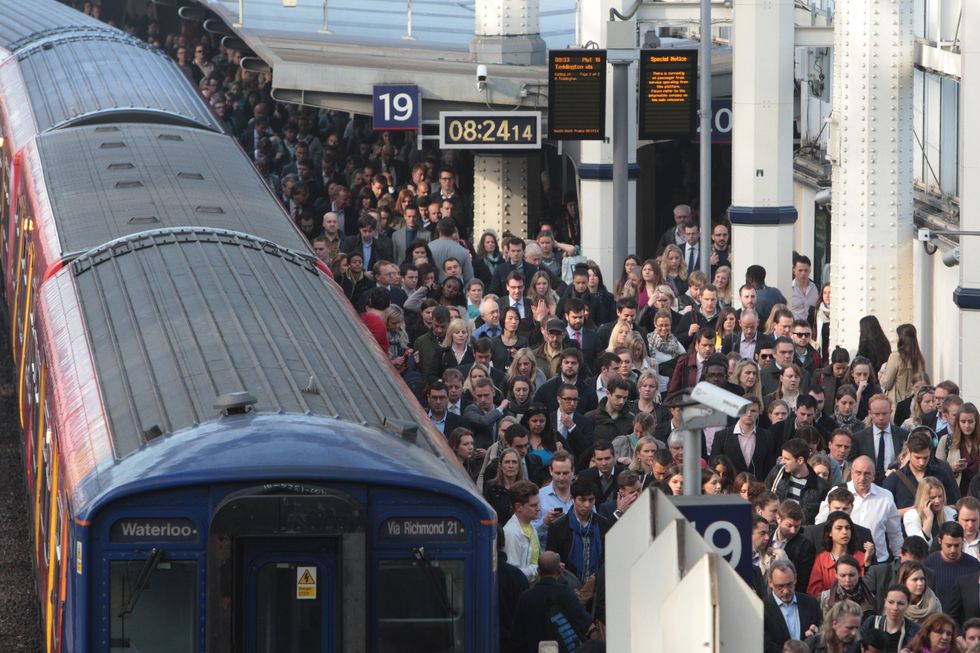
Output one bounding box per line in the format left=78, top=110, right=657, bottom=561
left=206, top=484, right=366, bottom=653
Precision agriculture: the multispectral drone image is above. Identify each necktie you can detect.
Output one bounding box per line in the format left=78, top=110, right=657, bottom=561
left=575, top=331, right=582, bottom=346
left=877, top=430, right=886, bottom=473
left=514, top=300, right=523, bottom=319
left=688, top=245, right=696, bottom=272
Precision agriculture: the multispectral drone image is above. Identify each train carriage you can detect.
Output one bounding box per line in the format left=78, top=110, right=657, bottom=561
left=0, top=1, right=499, bottom=651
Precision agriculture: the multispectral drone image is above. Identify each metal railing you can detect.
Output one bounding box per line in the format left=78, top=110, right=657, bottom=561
left=233, top=0, right=417, bottom=38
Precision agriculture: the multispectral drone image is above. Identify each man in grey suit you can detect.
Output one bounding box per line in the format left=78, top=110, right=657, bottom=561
left=391, top=203, right=429, bottom=265
left=426, top=218, right=473, bottom=282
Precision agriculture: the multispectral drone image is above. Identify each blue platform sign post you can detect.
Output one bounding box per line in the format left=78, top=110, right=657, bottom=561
left=372, top=85, right=421, bottom=131
left=670, top=494, right=754, bottom=585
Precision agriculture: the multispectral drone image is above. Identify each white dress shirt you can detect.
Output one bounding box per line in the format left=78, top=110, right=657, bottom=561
left=815, top=481, right=903, bottom=563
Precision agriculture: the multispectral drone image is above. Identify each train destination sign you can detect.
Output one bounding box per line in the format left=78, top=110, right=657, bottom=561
left=639, top=49, right=699, bottom=140
left=110, top=517, right=200, bottom=543
left=548, top=49, right=607, bottom=140
left=379, top=517, right=467, bottom=542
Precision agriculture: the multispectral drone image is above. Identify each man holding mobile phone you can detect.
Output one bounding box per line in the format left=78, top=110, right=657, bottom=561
left=533, top=451, right=575, bottom=547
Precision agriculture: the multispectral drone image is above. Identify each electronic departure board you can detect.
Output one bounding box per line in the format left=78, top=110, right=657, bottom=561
left=548, top=49, right=607, bottom=141
left=639, top=49, right=698, bottom=140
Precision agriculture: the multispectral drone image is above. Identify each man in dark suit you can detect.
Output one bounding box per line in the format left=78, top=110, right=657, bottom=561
left=489, top=236, right=540, bottom=296
left=553, top=383, right=595, bottom=458
left=512, top=551, right=594, bottom=653
left=463, top=377, right=510, bottom=450
left=771, top=501, right=816, bottom=591
left=425, top=382, right=464, bottom=437
left=341, top=214, right=394, bottom=273
left=596, top=470, right=642, bottom=522
left=499, top=270, right=534, bottom=323
left=458, top=340, right=507, bottom=390
left=949, top=570, right=980, bottom=624
left=576, top=440, right=627, bottom=504
left=562, top=298, right=601, bottom=373
left=850, top=394, right=909, bottom=483
left=762, top=336, right=812, bottom=396
left=763, top=560, right=821, bottom=653
left=546, top=478, right=613, bottom=584
left=533, top=349, right=599, bottom=415
left=673, top=284, right=721, bottom=349
left=371, top=260, right=408, bottom=307
left=595, top=297, right=642, bottom=348
left=710, top=397, right=775, bottom=477
left=668, top=329, right=716, bottom=394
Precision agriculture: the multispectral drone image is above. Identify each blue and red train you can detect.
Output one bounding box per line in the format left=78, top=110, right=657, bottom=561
left=0, top=2, right=497, bottom=651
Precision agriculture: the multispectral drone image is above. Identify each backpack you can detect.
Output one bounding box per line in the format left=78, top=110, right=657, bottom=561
left=545, top=589, right=585, bottom=653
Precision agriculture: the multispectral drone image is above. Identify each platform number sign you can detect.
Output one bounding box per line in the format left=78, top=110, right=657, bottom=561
left=373, top=85, right=421, bottom=131
left=670, top=495, right=753, bottom=584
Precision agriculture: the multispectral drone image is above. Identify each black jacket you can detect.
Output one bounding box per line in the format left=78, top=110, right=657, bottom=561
left=710, top=426, right=775, bottom=477
left=533, top=375, right=599, bottom=415
left=577, top=465, right=628, bottom=504
left=781, top=532, right=817, bottom=593
left=512, top=577, right=593, bottom=653
left=949, top=570, right=980, bottom=624
left=498, top=555, right=531, bottom=653
left=587, top=399, right=635, bottom=443
left=764, top=463, right=828, bottom=525
left=764, top=591, right=822, bottom=653
left=545, top=513, right=613, bottom=581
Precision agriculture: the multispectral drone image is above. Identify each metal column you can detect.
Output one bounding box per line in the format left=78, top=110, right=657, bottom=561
left=699, top=0, right=712, bottom=275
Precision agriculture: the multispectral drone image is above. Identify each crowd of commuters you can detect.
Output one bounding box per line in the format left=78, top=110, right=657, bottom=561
left=75, top=4, right=980, bottom=652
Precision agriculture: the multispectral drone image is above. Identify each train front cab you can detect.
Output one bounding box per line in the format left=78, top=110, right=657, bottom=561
left=89, top=480, right=494, bottom=653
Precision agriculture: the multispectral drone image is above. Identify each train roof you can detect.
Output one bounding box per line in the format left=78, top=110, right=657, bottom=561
left=33, top=123, right=308, bottom=255
left=60, top=229, right=445, bottom=466
left=0, top=0, right=107, bottom=53
left=11, top=32, right=220, bottom=133
left=71, top=414, right=488, bottom=521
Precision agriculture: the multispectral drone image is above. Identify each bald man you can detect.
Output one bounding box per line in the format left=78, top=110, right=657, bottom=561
left=512, top=551, right=594, bottom=652
left=815, top=455, right=903, bottom=563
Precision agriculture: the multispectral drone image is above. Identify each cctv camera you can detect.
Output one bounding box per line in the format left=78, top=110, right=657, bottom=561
left=815, top=187, right=832, bottom=207
left=476, top=64, right=488, bottom=83
left=690, top=382, right=752, bottom=418
left=942, top=246, right=960, bottom=268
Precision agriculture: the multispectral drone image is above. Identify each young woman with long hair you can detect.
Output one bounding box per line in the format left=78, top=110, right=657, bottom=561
left=659, top=244, right=688, bottom=299
left=806, top=599, right=863, bottom=653
left=902, top=477, right=955, bottom=546
left=842, top=356, right=881, bottom=421
left=713, top=265, right=732, bottom=307
left=475, top=230, right=503, bottom=278
left=937, top=402, right=980, bottom=495
left=448, top=427, right=480, bottom=482
left=520, top=404, right=561, bottom=466
left=880, top=323, right=927, bottom=409
left=483, top=447, right=525, bottom=523
left=731, top=359, right=763, bottom=402
left=626, top=435, right=660, bottom=487
left=901, top=383, right=936, bottom=431
left=808, top=511, right=868, bottom=595
left=900, top=613, right=960, bottom=653
left=505, top=347, right=547, bottom=394
left=614, top=254, right=641, bottom=298
left=856, top=315, right=892, bottom=374
left=636, top=258, right=664, bottom=308
left=896, top=561, right=942, bottom=624
left=816, top=282, right=832, bottom=361
left=832, top=385, right=861, bottom=431
left=490, top=306, right=527, bottom=370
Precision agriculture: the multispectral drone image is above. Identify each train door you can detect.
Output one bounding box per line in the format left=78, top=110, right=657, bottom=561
left=241, top=539, right=337, bottom=653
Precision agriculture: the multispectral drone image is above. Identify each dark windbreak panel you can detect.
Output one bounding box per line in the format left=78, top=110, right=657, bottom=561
left=36, top=124, right=307, bottom=254
left=15, top=33, right=220, bottom=133
left=0, top=0, right=107, bottom=51
left=71, top=230, right=436, bottom=459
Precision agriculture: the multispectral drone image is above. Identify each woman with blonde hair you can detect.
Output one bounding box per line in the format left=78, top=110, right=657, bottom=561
left=436, top=318, right=474, bottom=376
left=901, top=383, right=937, bottom=431
left=713, top=265, right=733, bottom=307
left=605, top=320, right=633, bottom=353
left=731, top=359, right=763, bottom=402
left=659, top=244, right=688, bottom=298
left=626, top=331, right=657, bottom=374
left=526, top=269, right=559, bottom=307
left=902, top=477, right=955, bottom=545
left=505, top=347, right=547, bottom=393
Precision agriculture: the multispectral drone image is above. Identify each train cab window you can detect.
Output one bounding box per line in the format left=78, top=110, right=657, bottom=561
left=377, top=558, right=464, bottom=653
left=109, top=559, right=197, bottom=653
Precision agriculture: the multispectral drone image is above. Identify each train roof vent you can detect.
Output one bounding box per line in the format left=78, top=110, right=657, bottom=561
left=95, top=126, right=120, bottom=133
left=128, top=216, right=160, bottom=225
left=195, top=206, right=225, bottom=215
left=143, top=425, right=164, bottom=442
left=177, top=172, right=205, bottom=180
left=215, top=391, right=258, bottom=417
left=382, top=417, right=418, bottom=444
left=107, top=163, right=135, bottom=170
left=115, top=180, right=144, bottom=189
left=100, top=141, right=127, bottom=149
left=158, top=134, right=184, bottom=142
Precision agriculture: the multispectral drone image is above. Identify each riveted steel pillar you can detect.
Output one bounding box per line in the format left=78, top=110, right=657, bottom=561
left=473, top=155, right=533, bottom=241
left=471, top=0, right=546, bottom=65
left=828, top=0, right=914, bottom=349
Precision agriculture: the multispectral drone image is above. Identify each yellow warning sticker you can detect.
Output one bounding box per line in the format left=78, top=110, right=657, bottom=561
left=296, top=566, right=317, bottom=600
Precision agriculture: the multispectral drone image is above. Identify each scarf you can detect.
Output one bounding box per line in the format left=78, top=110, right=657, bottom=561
left=905, top=587, right=942, bottom=622
left=833, top=409, right=859, bottom=430
left=819, top=303, right=831, bottom=322
left=648, top=330, right=683, bottom=355
left=826, top=580, right=875, bottom=614
left=567, top=514, right=603, bottom=584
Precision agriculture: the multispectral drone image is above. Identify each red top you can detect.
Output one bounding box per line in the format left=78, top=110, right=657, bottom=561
left=360, top=311, right=390, bottom=354
left=807, top=550, right=866, bottom=596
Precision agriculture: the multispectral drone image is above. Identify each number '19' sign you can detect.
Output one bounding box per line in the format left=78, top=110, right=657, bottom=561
left=669, top=495, right=753, bottom=585
left=372, top=84, right=421, bottom=131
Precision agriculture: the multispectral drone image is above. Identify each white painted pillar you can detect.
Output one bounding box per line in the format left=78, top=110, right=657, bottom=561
left=828, top=0, right=914, bottom=350
left=576, top=0, right=638, bottom=279
left=471, top=0, right=546, bottom=65
left=729, top=0, right=797, bottom=297
left=956, top=0, right=980, bottom=397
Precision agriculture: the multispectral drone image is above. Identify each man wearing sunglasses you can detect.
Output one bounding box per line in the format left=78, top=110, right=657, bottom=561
left=790, top=319, right=822, bottom=375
